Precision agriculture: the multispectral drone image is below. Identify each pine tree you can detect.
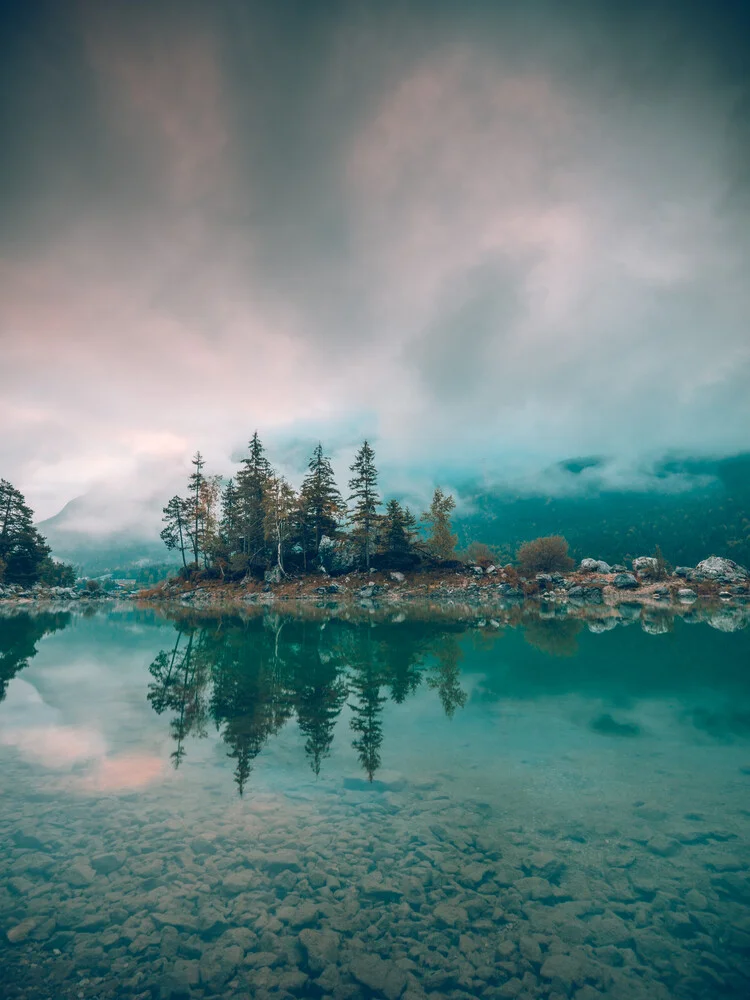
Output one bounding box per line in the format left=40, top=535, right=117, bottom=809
left=161, top=496, right=190, bottom=568
left=348, top=440, right=380, bottom=570
left=236, top=432, right=272, bottom=565
left=0, top=479, right=54, bottom=585
left=299, top=444, right=344, bottom=563
left=186, top=452, right=206, bottom=567
left=420, top=487, right=458, bottom=561
left=381, top=499, right=410, bottom=555
left=219, top=478, right=240, bottom=557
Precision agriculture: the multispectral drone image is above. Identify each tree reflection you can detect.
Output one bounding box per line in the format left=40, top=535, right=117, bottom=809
left=0, top=611, right=71, bottom=703
left=146, top=614, right=469, bottom=792
left=523, top=616, right=584, bottom=657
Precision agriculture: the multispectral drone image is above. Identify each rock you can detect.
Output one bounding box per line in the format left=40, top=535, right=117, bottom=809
left=11, top=830, right=48, bottom=851
left=677, top=588, right=697, bottom=603
left=288, top=902, right=319, bottom=929
left=259, top=851, right=302, bottom=874
left=264, top=565, right=283, bottom=584
left=63, top=859, right=96, bottom=886
left=580, top=558, right=611, bottom=573
left=613, top=573, right=639, bottom=590
left=664, top=912, right=696, bottom=939
left=200, top=943, right=244, bottom=989
left=389, top=571, right=405, bottom=582
left=318, top=535, right=359, bottom=574
left=360, top=873, right=403, bottom=901
left=222, top=870, right=255, bottom=895
left=298, top=928, right=340, bottom=972
left=674, top=566, right=692, bottom=577
left=632, top=556, right=658, bottom=575
left=7, top=919, right=37, bottom=943
left=90, top=852, right=124, bottom=874
left=162, top=959, right=200, bottom=1000
left=540, top=954, right=585, bottom=990
left=696, top=556, right=749, bottom=582
left=567, top=585, right=603, bottom=604
left=646, top=834, right=681, bottom=857
left=349, top=953, right=407, bottom=1000
left=433, top=902, right=469, bottom=928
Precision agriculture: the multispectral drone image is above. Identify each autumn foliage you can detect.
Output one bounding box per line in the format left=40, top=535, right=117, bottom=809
left=516, top=535, right=574, bottom=576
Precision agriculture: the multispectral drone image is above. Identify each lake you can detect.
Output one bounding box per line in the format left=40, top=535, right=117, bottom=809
left=1, top=606, right=749, bottom=1000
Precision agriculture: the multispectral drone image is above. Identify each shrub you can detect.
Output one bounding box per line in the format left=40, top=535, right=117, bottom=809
left=85, top=578, right=101, bottom=593
left=460, top=541, right=501, bottom=568
left=653, top=544, right=671, bottom=581
left=516, top=535, right=574, bottom=576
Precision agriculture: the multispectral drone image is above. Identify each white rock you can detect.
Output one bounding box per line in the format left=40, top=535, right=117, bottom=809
left=696, top=556, right=748, bottom=580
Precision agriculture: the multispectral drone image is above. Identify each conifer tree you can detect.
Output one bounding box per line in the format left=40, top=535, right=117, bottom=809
left=348, top=440, right=380, bottom=569
left=236, top=432, right=272, bottom=564
left=299, top=443, right=344, bottom=563
left=381, top=499, right=410, bottom=555
left=0, top=479, right=57, bottom=585
left=220, top=479, right=240, bottom=551
left=160, top=496, right=190, bottom=568
left=186, top=451, right=206, bottom=566
left=420, top=487, right=458, bottom=561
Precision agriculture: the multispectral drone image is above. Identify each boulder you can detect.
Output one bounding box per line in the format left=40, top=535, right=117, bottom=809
left=567, top=585, right=604, bottom=604
left=264, top=565, right=283, bottom=585
left=677, top=588, right=697, bottom=603
left=695, top=556, right=749, bottom=582
left=632, top=556, right=658, bottom=575
left=349, top=954, right=407, bottom=1000
left=318, top=535, right=359, bottom=574
left=614, top=573, right=639, bottom=590
left=580, top=558, right=611, bottom=573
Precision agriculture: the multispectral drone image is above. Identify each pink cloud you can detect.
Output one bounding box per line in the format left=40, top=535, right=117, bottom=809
left=77, top=752, right=167, bottom=793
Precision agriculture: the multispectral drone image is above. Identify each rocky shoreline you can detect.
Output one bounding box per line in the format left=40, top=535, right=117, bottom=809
left=1, top=555, right=748, bottom=632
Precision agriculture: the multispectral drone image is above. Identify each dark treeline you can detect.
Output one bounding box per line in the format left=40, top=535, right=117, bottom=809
left=147, top=615, right=467, bottom=793
left=0, top=480, right=76, bottom=587
left=161, top=434, right=458, bottom=579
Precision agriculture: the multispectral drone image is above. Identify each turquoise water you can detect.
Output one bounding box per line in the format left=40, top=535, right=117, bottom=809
left=1, top=607, right=749, bottom=1000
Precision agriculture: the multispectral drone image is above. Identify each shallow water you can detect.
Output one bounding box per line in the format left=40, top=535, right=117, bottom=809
left=1, top=607, right=749, bottom=1000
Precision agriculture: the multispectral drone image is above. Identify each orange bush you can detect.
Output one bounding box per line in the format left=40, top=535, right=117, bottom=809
left=516, top=535, right=574, bottom=576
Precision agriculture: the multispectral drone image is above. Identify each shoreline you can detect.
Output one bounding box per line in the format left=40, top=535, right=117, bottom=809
left=2, top=565, right=749, bottom=631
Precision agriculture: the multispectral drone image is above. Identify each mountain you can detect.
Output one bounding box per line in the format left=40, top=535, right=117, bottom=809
left=37, top=491, right=177, bottom=576
left=453, top=453, right=750, bottom=568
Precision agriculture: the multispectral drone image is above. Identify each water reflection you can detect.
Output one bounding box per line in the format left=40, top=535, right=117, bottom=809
left=0, top=610, right=70, bottom=702
left=147, top=616, right=469, bottom=791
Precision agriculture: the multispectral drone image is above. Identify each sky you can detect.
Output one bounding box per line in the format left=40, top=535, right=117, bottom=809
left=1, top=0, right=749, bottom=521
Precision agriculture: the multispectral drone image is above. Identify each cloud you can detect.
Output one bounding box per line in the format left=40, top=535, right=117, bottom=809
left=1, top=1, right=749, bottom=521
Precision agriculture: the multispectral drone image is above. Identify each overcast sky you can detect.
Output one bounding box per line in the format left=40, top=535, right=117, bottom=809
left=2, top=0, right=749, bottom=519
